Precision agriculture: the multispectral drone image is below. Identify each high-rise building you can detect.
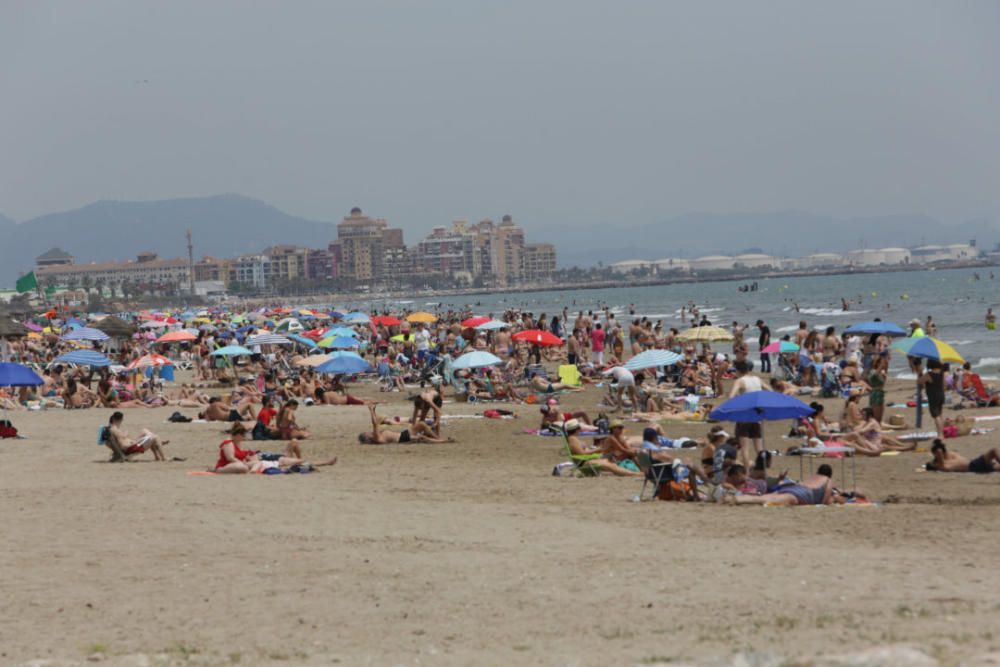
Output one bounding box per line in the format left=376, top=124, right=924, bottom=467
left=494, top=215, right=525, bottom=285
left=336, top=207, right=405, bottom=283
left=523, top=243, right=557, bottom=281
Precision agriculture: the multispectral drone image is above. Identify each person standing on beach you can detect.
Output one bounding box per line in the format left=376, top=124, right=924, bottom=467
left=756, top=320, right=771, bottom=373
left=794, top=321, right=809, bottom=348
left=986, top=308, right=997, bottom=331
left=590, top=323, right=606, bottom=367
left=919, top=359, right=947, bottom=440
left=729, top=361, right=763, bottom=469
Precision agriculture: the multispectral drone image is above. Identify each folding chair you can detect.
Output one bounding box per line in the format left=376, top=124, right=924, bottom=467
left=636, top=450, right=674, bottom=501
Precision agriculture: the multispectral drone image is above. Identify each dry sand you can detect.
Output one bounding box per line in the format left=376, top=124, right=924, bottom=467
left=2, top=376, right=1000, bottom=666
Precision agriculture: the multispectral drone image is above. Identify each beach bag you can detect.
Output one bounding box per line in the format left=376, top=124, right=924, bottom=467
left=0, top=420, right=17, bottom=439
left=656, top=480, right=692, bottom=502
left=96, top=426, right=109, bottom=445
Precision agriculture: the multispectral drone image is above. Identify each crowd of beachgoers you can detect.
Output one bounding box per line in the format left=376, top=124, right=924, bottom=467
left=2, top=301, right=999, bottom=502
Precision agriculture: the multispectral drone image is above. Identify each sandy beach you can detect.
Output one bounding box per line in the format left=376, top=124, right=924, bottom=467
left=3, top=375, right=1000, bottom=666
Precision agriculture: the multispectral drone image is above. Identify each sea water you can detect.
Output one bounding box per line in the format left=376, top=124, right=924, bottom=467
left=353, top=267, right=1000, bottom=377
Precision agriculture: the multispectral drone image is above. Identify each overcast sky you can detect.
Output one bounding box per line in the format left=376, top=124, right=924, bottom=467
left=2, top=1, right=998, bottom=234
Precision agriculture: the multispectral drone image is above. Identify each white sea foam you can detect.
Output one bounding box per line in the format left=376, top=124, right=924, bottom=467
left=797, top=307, right=870, bottom=317
left=894, top=372, right=918, bottom=380
left=950, top=340, right=974, bottom=346
left=977, top=357, right=1000, bottom=367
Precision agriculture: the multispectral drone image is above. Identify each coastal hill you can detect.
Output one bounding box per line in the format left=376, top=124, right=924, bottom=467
left=0, top=195, right=333, bottom=284
left=1, top=195, right=996, bottom=284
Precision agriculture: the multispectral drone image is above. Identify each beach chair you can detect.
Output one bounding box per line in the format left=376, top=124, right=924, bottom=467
left=636, top=450, right=673, bottom=500
left=526, top=364, right=548, bottom=381
left=558, top=428, right=603, bottom=477
left=557, top=364, right=582, bottom=387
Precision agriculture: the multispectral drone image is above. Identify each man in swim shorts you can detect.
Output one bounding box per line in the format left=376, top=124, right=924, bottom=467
left=925, top=439, right=1000, bottom=473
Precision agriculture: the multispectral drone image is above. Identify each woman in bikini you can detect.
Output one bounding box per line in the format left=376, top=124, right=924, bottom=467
left=840, top=407, right=916, bottom=456
left=358, top=404, right=452, bottom=444
left=276, top=399, right=311, bottom=440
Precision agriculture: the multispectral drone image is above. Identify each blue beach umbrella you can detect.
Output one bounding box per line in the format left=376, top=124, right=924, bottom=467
left=54, top=350, right=112, bottom=367
left=325, top=336, right=361, bottom=350
left=452, top=350, right=502, bottom=370
left=624, top=349, right=682, bottom=371
left=844, top=321, right=907, bottom=337
left=287, top=334, right=318, bottom=349
left=316, top=352, right=373, bottom=375
left=0, top=362, right=45, bottom=387
left=709, top=390, right=813, bottom=423
left=343, top=311, right=370, bottom=324
left=210, top=345, right=253, bottom=357
left=61, top=327, right=110, bottom=342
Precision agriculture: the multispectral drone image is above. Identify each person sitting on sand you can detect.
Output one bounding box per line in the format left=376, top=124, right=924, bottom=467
left=102, top=411, right=169, bottom=462
left=199, top=396, right=256, bottom=423
left=839, top=407, right=915, bottom=456
left=726, top=464, right=835, bottom=506
left=840, top=394, right=864, bottom=431
left=358, top=404, right=453, bottom=444
left=562, top=419, right=641, bottom=477
left=539, top=398, right=592, bottom=431
left=276, top=399, right=310, bottom=440
left=925, top=439, right=1000, bottom=473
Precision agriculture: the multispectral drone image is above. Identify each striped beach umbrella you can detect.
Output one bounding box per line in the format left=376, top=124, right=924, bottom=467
left=61, top=327, right=110, bottom=342
left=623, top=349, right=683, bottom=371
left=246, top=333, right=293, bottom=346
left=126, top=354, right=174, bottom=370
left=54, top=350, right=112, bottom=367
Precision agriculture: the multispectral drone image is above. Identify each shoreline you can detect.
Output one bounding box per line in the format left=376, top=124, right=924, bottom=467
left=231, top=259, right=997, bottom=307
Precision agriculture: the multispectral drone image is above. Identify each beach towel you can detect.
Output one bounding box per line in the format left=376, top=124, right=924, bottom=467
left=557, top=365, right=582, bottom=387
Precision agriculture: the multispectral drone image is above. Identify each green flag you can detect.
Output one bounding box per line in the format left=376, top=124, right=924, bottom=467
left=15, top=271, right=37, bottom=293
left=45, top=285, right=57, bottom=297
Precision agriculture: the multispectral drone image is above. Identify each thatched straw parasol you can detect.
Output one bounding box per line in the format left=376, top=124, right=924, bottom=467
left=0, top=318, right=30, bottom=338
left=94, top=316, right=137, bottom=338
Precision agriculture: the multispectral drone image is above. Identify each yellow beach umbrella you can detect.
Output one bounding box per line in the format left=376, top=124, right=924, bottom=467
left=406, top=311, right=438, bottom=324
left=676, top=325, right=734, bottom=343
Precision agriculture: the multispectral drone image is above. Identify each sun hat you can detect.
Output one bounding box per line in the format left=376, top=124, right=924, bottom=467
left=564, top=419, right=581, bottom=432
left=609, top=419, right=624, bottom=430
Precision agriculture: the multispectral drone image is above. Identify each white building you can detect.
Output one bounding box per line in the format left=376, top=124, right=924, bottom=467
left=610, top=260, right=653, bottom=274
left=653, top=258, right=690, bottom=273
left=733, top=253, right=777, bottom=269
left=797, top=253, right=845, bottom=269
left=908, top=244, right=978, bottom=264
left=689, top=255, right=736, bottom=272
left=846, top=248, right=910, bottom=267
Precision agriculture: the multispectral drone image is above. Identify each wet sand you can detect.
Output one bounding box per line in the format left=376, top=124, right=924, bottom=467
left=2, top=376, right=1000, bottom=665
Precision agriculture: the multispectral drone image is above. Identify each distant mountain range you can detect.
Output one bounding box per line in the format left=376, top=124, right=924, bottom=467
left=0, top=195, right=996, bottom=285
left=0, top=195, right=334, bottom=285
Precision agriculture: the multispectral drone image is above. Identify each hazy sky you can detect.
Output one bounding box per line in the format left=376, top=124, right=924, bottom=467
left=2, top=1, right=998, bottom=235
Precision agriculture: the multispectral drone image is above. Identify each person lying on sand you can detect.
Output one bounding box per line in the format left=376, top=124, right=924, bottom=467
left=358, top=404, right=453, bottom=444
left=724, top=465, right=834, bottom=506
left=214, top=423, right=337, bottom=474
left=527, top=375, right=584, bottom=394
left=539, top=398, right=592, bottom=431
left=925, top=439, right=1000, bottom=473
left=103, top=411, right=169, bottom=462
left=198, top=396, right=256, bottom=423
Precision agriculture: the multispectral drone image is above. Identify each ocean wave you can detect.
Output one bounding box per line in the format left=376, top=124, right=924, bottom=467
left=950, top=340, right=974, bottom=346
left=894, top=372, right=917, bottom=380
left=797, top=307, right=870, bottom=317
left=977, top=357, right=1000, bottom=367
